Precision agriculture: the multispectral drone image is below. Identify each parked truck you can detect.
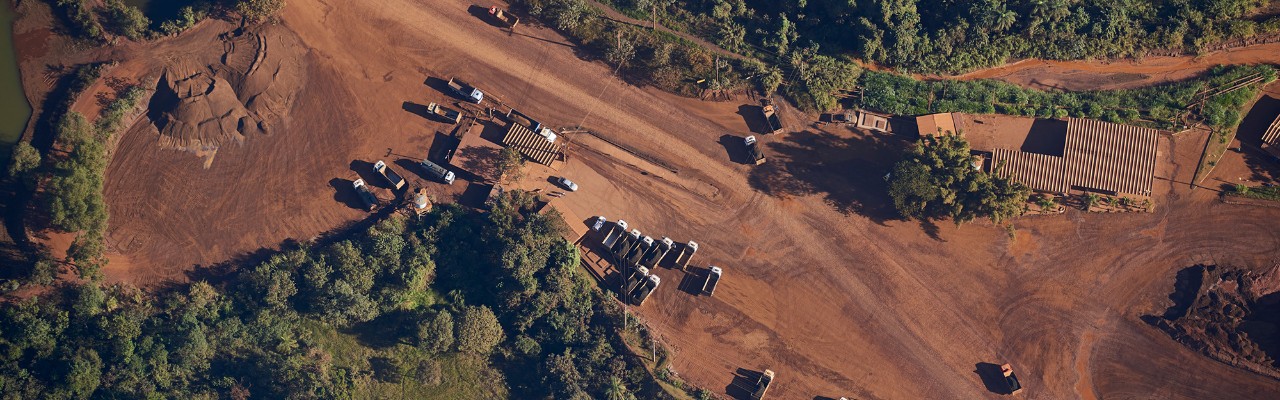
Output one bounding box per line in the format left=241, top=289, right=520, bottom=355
left=760, top=99, right=783, bottom=134
left=374, top=160, right=406, bottom=190
left=745, top=136, right=765, bottom=165
left=612, top=229, right=641, bottom=256
left=632, top=275, right=660, bottom=304
left=601, top=220, right=627, bottom=249
left=1000, top=364, right=1022, bottom=395
left=426, top=102, right=462, bottom=124
left=641, top=237, right=673, bottom=269
left=447, top=77, right=484, bottom=103
left=703, top=266, right=722, bottom=296
left=419, top=158, right=456, bottom=184
left=624, top=266, right=650, bottom=295
left=674, top=241, right=699, bottom=271
left=627, top=236, right=654, bottom=265
left=751, top=369, right=775, bottom=400
left=353, top=179, right=378, bottom=211
left=488, top=6, right=519, bottom=27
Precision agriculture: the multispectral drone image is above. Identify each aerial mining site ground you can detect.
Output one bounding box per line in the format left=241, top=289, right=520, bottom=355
left=11, top=0, right=1280, bottom=398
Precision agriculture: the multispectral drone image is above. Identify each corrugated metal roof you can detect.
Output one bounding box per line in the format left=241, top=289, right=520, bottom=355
left=991, top=149, right=1067, bottom=193
left=1263, top=113, right=1280, bottom=147
left=502, top=123, right=561, bottom=165
left=1063, top=118, right=1159, bottom=196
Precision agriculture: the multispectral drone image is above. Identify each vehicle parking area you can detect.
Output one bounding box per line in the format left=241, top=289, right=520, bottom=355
left=95, top=0, right=1280, bottom=399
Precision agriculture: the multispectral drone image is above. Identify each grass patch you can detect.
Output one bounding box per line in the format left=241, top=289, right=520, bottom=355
left=1225, top=184, right=1280, bottom=201
left=304, top=320, right=508, bottom=399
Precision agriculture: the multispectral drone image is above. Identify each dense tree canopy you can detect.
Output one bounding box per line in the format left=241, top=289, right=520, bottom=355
left=0, top=194, right=688, bottom=399
left=889, top=134, right=1030, bottom=224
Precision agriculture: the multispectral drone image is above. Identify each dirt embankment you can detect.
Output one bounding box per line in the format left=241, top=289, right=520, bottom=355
left=1148, top=264, right=1280, bottom=379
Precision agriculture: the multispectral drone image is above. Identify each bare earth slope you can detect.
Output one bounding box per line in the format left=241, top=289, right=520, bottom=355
left=87, top=1, right=1280, bottom=399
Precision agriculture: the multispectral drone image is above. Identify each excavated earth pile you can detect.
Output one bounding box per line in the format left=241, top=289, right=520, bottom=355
left=1149, top=265, right=1280, bottom=379
left=144, top=25, right=303, bottom=166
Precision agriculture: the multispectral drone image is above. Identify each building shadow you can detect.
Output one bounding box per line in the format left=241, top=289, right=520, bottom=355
left=477, top=120, right=508, bottom=144
left=429, top=133, right=461, bottom=164
left=974, top=362, right=1008, bottom=394
left=1236, top=95, right=1280, bottom=147
left=1022, top=118, right=1067, bottom=156
left=738, top=104, right=768, bottom=134
left=747, top=129, right=905, bottom=224
left=329, top=178, right=367, bottom=210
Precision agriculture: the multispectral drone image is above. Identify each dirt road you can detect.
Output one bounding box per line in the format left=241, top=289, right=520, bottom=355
left=71, top=0, right=1280, bottom=398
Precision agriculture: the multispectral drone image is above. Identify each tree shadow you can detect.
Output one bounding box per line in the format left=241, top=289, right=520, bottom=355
left=974, top=362, right=1008, bottom=394
left=919, top=219, right=944, bottom=242
left=329, top=178, right=367, bottom=210
left=429, top=133, right=461, bottom=164
left=347, top=311, right=416, bottom=350
left=748, top=129, right=907, bottom=224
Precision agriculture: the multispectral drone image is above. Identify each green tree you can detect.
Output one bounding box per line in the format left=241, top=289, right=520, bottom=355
left=454, top=305, right=503, bottom=355
left=605, top=376, right=637, bottom=400
left=888, top=134, right=1029, bottom=224
left=237, top=0, right=285, bottom=22
left=418, top=310, right=455, bottom=354
left=100, top=0, right=151, bottom=40
left=7, top=141, right=41, bottom=177
left=495, top=147, right=525, bottom=183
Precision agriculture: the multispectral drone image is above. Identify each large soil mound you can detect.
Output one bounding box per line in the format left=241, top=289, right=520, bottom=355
left=145, top=25, right=304, bottom=166
left=1148, top=264, right=1280, bottom=379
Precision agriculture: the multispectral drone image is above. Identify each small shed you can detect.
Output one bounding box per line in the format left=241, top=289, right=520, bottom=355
left=917, top=113, right=958, bottom=137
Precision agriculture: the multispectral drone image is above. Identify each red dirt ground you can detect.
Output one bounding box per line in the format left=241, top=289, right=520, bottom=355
left=12, top=0, right=1280, bottom=398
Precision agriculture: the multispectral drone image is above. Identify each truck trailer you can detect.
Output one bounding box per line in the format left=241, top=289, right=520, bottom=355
left=426, top=102, right=462, bottom=124
left=353, top=179, right=378, bottom=211
left=674, top=241, right=699, bottom=271
left=419, top=158, right=456, bottom=184
left=488, top=6, right=519, bottom=27
left=760, top=99, right=783, bottom=134
left=745, top=136, right=765, bottom=165
left=624, top=266, right=650, bottom=295
left=1001, top=364, right=1022, bottom=395
left=374, top=160, right=406, bottom=190
left=641, top=237, right=673, bottom=269
left=626, top=236, right=654, bottom=265
left=751, top=369, right=775, bottom=400
left=703, top=266, right=722, bottom=296
left=446, top=77, right=484, bottom=103
left=632, top=275, right=660, bottom=304
left=601, top=220, right=627, bottom=249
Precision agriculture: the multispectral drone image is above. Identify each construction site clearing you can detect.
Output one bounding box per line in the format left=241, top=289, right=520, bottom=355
left=52, top=1, right=1280, bottom=398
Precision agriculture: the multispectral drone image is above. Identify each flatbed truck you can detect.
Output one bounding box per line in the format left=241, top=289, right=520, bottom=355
left=374, top=160, right=406, bottom=190
left=447, top=77, right=484, bottom=103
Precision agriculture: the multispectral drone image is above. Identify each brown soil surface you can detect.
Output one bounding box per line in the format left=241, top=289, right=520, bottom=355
left=11, top=1, right=1280, bottom=399
left=950, top=43, right=1280, bottom=91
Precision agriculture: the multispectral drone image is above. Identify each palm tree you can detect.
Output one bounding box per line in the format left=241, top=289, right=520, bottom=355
left=605, top=377, right=636, bottom=400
